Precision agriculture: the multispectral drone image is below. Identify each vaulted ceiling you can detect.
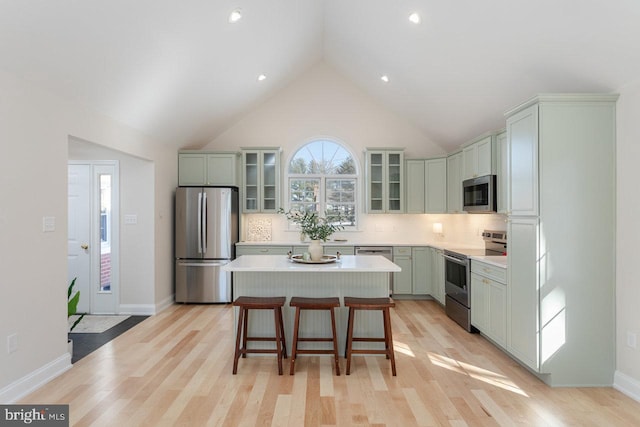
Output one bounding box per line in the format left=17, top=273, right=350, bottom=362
left=1, top=1, right=639, bottom=152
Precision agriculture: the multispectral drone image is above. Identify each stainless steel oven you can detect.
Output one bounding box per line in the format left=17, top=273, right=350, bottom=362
left=443, top=250, right=474, bottom=332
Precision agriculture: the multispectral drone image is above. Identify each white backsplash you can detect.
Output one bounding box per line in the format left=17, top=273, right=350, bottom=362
left=241, top=212, right=507, bottom=246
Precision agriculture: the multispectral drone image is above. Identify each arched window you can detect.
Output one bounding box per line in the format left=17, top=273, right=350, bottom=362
left=287, top=139, right=357, bottom=227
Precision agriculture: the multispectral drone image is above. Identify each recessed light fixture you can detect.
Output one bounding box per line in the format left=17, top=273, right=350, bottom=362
left=408, top=12, right=421, bottom=24
left=257, top=74, right=267, bottom=82
left=380, top=75, right=390, bottom=83
left=229, top=9, right=242, bottom=23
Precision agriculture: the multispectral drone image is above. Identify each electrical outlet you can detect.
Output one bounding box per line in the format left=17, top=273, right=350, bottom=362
left=7, top=333, right=18, bottom=354
left=627, top=332, right=637, bottom=349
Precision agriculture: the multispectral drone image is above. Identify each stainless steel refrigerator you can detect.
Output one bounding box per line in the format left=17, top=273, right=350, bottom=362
left=175, top=186, right=239, bottom=303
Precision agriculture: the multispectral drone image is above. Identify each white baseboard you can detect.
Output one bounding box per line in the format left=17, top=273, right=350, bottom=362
left=0, top=353, right=71, bottom=404
left=613, top=370, right=640, bottom=402
left=118, top=294, right=175, bottom=316
left=118, top=304, right=156, bottom=316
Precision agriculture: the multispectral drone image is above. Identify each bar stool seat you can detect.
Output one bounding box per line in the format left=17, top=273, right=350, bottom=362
left=344, top=296, right=396, bottom=376
left=289, top=296, right=341, bottom=375
left=232, top=296, right=287, bottom=375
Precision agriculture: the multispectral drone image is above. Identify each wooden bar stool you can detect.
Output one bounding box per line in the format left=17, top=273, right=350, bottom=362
left=344, top=296, right=396, bottom=376
left=232, top=296, right=287, bottom=375
left=289, top=297, right=341, bottom=375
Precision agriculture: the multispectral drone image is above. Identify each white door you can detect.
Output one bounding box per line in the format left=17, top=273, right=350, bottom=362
left=68, top=161, right=119, bottom=314
left=68, top=164, right=91, bottom=313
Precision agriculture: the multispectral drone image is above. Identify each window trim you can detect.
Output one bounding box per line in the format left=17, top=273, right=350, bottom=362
left=285, top=138, right=360, bottom=231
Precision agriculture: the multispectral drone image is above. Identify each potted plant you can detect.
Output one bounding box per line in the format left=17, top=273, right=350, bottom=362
left=67, top=277, right=85, bottom=356
left=279, top=209, right=345, bottom=260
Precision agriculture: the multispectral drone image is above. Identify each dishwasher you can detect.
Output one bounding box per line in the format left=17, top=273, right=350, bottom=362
left=354, top=246, right=394, bottom=295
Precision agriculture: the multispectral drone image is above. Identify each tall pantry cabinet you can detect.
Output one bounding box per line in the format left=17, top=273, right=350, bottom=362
left=504, top=94, right=618, bottom=386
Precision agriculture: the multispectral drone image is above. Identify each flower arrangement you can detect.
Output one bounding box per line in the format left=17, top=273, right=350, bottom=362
left=279, top=208, right=345, bottom=242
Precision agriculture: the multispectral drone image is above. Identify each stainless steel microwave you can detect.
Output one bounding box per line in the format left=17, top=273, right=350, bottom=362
left=463, top=175, right=497, bottom=213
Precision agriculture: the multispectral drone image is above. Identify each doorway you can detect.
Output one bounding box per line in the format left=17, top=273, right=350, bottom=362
left=68, top=161, right=120, bottom=314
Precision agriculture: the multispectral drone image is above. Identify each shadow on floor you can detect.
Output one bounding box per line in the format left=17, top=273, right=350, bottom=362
left=69, top=316, right=148, bottom=364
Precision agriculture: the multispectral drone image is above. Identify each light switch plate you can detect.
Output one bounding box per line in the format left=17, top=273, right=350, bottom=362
left=42, top=216, right=55, bottom=232
left=124, top=214, right=138, bottom=225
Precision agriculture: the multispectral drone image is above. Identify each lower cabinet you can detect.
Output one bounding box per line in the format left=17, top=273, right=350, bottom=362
left=392, top=247, right=413, bottom=295
left=430, top=247, right=445, bottom=305
left=393, top=246, right=432, bottom=296
left=470, top=260, right=507, bottom=348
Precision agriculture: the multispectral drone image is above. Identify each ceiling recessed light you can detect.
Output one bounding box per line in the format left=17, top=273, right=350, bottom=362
left=380, top=75, right=390, bottom=83
left=408, top=12, right=421, bottom=24
left=229, top=9, right=242, bottom=23
left=257, top=74, right=267, bottom=82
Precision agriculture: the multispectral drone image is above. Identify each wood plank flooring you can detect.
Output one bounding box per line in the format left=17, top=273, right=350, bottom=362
left=22, top=300, right=640, bottom=426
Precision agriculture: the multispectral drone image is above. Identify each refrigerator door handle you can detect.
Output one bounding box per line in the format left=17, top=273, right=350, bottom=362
left=202, top=191, right=207, bottom=254
left=197, top=192, right=203, bottom=253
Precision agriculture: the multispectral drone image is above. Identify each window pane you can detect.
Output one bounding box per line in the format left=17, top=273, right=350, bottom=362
left=99, top=174, right=112, bottom=292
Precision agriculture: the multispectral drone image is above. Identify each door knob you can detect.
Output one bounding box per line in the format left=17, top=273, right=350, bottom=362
left=81, top=244, right=89, bottom=250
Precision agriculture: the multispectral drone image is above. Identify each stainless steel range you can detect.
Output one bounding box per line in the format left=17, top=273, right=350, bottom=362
left=444, top=230, right=507, bottom=332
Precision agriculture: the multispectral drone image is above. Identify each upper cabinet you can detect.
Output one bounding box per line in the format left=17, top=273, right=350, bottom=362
left=446, top=151, right=463, bottom=213
left=242, top=148, right=280, bottom=213
left=505, top=105, right=538, bottom=216
left=178, top=151, right=239, bottom=186
left=405, top=158, right=447, bottom=214
left=365, top=149, right=404, bottom=213
left=462, top=135, right=494, bottom=180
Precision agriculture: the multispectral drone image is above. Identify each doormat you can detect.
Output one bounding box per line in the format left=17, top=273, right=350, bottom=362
left=69, top=315, right=130, bottom=333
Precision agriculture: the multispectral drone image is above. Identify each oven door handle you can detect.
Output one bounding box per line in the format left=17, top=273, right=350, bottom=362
left=443, top=254, right=468, bottom=266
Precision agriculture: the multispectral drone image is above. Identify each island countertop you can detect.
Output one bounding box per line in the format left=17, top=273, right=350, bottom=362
left=222, top=254, right=401, bottom=273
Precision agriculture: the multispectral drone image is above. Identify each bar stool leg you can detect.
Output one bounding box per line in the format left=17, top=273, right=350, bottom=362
left=278, top=307, right=287, bottom=359
left=273, top=308, right=284, bottom=375
left=233, top=305, right=245, bottom=375
left=383, top=307, right=396, bottom=376
left=241, top=307, right=249, bottom=358
left=330, top=307, right=341, bottom=376
left=345, top=306, right=355, bottom=375
left=290, top=306, right=301, bottom=375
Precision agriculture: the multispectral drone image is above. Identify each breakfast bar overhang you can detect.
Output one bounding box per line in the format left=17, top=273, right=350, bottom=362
left=222, top=254, right=401, bottom=355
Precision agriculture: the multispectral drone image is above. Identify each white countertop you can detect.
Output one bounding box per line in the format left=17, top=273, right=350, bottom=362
left=470, top=255, right=508, bottom=268
left=222, top=254, right=401, bottom=272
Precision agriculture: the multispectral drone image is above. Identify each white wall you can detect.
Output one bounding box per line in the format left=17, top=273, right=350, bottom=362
left=205, top=61, right=507, bottom=245
left=0, top=69, right=178, bottom=402
left=615, top=80, right=640, bottom=399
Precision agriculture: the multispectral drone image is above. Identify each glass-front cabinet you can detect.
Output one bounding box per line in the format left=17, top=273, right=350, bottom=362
left=366, top=149, right=404, bottom=213
left=242, top=148, right=280, bottom=213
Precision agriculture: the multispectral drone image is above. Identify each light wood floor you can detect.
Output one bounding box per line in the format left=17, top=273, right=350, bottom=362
left=22, top=300, right=640, bottom=426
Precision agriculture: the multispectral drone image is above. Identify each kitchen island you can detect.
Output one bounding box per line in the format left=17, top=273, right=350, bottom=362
left=222, top=254, right=401, bottom=355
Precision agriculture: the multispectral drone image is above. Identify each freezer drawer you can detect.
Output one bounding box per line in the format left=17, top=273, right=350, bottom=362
left=175, top=260, right=232, bottom=303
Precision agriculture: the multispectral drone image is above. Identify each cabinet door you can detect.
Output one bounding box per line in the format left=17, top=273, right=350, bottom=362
left=243, top=151, right=260, bottom=212
left=207, top=153, right=237, bottom=186
left=470, top=272, right=487, bottom=331
left=367, top=151, right=385, bottom=213
left=387, top=152, right=404, bottom=213
left=411, top=247, right=429, bottom=294
left=462, top=144, right=477, bottom=180
left=178, top=154, right=207, bottom=185
left=393, top=255, right=412, bottom=295
left=507, top=104, right=539, bottom=216
left=260, top=150, right=279, bottom=212
left=495, top=131, right=508, bottom=214
left=405, top=160, right=425, bottom=213
left=507, top=217, right=539, bottom=370
left=425, top=158, right=447, bottom=213
left=431, top=248, right=446, bottom=304
left=447, top=152, right=463, bottom=213
left=488, top=280, right=507, bottom=348
left=476, top=136, right=493, bottom=177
